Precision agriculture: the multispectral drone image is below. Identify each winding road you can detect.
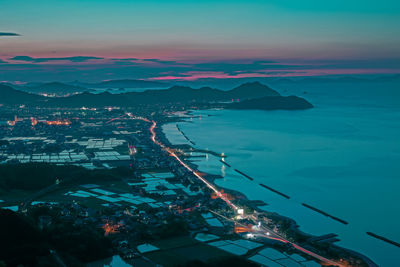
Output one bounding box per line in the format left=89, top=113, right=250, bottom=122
left=127, top=113, right=345, bottom=267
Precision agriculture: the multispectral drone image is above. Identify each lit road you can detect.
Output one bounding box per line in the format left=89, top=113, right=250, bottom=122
left=146, top=117, right=238, bottom=210
left=126, top=113, right=343, bottom=267
left=125, top=113, right=237, bottom=209
left=212, top=210, right=344, bottom=267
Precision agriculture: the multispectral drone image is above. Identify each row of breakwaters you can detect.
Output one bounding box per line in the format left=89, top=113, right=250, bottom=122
left=302, top=203, right=348, bottom=225
left=220, top=157, right=350, bottom=226
left=176, top=124, right=196, bottom=145
left=366, top=232, right=400, bottom=248
left=222, top=163, right=291, bottom=200
left=171, top=121, right=399, bottom=265
left=179, top=128, right=346, bottom=225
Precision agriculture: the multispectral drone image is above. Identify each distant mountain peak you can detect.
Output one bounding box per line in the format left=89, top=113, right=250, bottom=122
left=242, top=81, right=263, bottom=86
left=229, top=81, right=280, bottom=99
left=0, top=84, right=43, bottom=104
left=96, top=79, right=169, bottom=88
left=0, top=81, right=308, bottom=111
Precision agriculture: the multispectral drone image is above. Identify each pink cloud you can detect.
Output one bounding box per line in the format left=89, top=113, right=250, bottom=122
left=0, top=80, right=27, bottom=85
left=148, top=68, right=400, bottom=81
left=148, top=71, right=273, bottom=81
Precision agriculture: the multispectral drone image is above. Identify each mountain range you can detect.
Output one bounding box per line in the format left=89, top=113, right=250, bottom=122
left=0, top=82, right=312, bottom=110
left=78, top=79, right=169, bottom=89
left=1, top=79, right=170, bottom=96
left=4, top=75, right=399, bottom=96
left=21, top=82, right=88, bottom=96
left=168, top=74, right=400, bottom=89
left=0, top=84, right=42, bottom=104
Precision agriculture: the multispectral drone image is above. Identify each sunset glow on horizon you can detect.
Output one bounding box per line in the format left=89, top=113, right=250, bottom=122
left=1, top=0, right=399, bottom=82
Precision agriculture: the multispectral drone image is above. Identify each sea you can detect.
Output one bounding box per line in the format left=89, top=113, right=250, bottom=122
left=162, top=81, right=400, bottom=266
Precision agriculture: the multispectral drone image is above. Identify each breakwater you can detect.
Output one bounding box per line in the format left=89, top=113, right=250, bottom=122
left=234, top=169, right=254, bottom=181
left=302, top=203, right=348, bottom=225
left=176, top=124, right=196, bottom=145
left=366, top=232, right=400, bottom=248
left=220, top=159, right=231, bottom=167
left=162, top=118, right=381, bottom=266
left=259, top=183, right=290, bottom=199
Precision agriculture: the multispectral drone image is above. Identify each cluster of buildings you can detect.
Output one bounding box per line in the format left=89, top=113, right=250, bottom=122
left=0, top=104, right=336, bottom=267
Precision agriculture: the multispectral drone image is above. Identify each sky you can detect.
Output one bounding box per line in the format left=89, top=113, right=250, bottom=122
left=0, top=0, right=400, bottom=83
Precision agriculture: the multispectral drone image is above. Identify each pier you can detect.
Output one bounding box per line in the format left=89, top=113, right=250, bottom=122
left=259, top=183, right=290, bottom=199
left=234, top=169, right=254, bottom=181
left=302, top=203, right=348, bottom=225
left=366, top=232, right=400, bottom=248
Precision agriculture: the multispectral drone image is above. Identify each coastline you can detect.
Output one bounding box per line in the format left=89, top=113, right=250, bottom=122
left=156, top=113, right=378, bottom=267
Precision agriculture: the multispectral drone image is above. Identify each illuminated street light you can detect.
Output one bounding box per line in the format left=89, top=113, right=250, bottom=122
left=246, top=233, right=254, bottom=239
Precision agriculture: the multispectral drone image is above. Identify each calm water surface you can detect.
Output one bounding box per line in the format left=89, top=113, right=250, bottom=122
left=162, top=90, right=400, bottom=266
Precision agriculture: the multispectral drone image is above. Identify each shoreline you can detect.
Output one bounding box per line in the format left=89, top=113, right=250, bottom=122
left=157, top=115, right=378, bottom=267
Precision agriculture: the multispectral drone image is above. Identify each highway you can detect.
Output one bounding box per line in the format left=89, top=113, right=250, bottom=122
left=125, top=113, right=238, bottom=210
left=126, top=113, right=344, bottom=267
left=148, top=119, right=239, bottom=210
left=211, top=210, right=344, bottom=267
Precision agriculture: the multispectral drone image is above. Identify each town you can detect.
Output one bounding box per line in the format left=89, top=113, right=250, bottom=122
left=0, top=103, right=371, bottom=267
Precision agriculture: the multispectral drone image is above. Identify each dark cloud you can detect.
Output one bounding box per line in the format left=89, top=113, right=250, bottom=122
left=309, top=58, right=400, bottom=70
left=1, top=56, right=397, bottom=86
left=112, top=57, right=187, bottom=66
left=0, top=57, right=313, bottom=84
left=253, top=60, right=278, bottom=64
left=111, top=58, right=142, bottom=66
left=10, top=56, right=103, bottom=63
left=0, top=32, right=20, bottom=36
left=141, top=58, right=183, bottom=65
left=111, top=58, right=139, bottom=61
